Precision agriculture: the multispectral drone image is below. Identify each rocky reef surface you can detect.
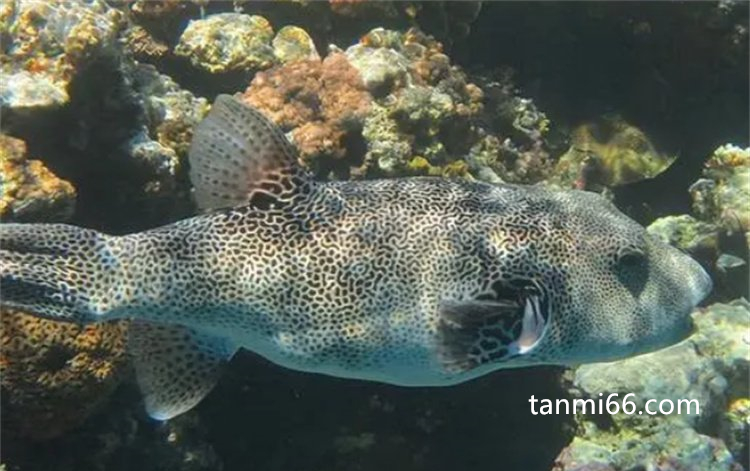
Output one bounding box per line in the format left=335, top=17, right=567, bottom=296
left=0, top=1, right=747, bottom=471
left=648, top=145, right=750, bottom=301
left=554, top=300, right=750, bottom=471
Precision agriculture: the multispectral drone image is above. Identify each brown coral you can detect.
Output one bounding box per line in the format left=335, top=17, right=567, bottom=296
left=0, top=134, right=76, bottom=221
left=242, top=52, right=371, bottom=177
left=0, top=309, right=129, bottom=440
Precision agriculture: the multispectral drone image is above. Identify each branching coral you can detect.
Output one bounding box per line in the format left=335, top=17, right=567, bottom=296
left=0, top=309, right=129, bottom=440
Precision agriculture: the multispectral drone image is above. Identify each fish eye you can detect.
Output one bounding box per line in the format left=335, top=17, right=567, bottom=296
left=616, top=246, right=646, bottom=267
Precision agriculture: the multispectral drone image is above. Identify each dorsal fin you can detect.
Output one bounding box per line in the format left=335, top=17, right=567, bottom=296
left=188, top=94, right=315, bottom=211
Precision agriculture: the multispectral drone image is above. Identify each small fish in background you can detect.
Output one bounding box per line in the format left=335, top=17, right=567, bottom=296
left=0, top=95, right=712, bottom=420
left=716, top=253, right=746, bottom=273
left=555, top=115, right=677, bottom=191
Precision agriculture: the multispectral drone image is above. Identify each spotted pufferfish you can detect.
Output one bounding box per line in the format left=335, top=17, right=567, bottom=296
left=0, top=95, right=713, bottom=420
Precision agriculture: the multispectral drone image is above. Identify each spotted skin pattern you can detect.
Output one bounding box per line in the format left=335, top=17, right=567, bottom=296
left=0, top=96, right=713, bottom=419
left=2, top=177, right=710, bottom=380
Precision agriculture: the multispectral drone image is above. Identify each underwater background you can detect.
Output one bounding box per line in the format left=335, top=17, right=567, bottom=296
left=0, top=1, right=748, bottom=470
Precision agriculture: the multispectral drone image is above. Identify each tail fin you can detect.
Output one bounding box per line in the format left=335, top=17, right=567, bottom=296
left=1, top=223, right=121, bottom=322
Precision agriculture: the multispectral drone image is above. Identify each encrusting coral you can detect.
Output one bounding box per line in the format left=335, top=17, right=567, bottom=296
left=174, top=11, right=323, bottom=76
left=0, top=309, right=129, bottom=440
left=272, top=25, right=320, bottom=63
left=0, top=134, right=75, bottom=221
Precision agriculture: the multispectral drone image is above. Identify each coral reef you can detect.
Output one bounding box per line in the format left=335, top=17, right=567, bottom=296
left=690, top=144, right=750, bottom=244
left=272, top=25, right=320, bottom=63
left=1, top=0, right=209, bottom=230
left=471, top=69, right=557, bottom=183
left=173, top=11, right=322, bottom=76
left=551, top=116, right=676, bottom=190
left=228, top=1, right=482, bottom=54
left=647, top=214, right=719, bottom=260
left=346, top=28, right=486, bottom=178
left=0, top=2, right=747, bottom=470
left=174, top=13, right=276, bottom=74
left=0, top=134, right=75, bottom=221
left=2, top=387, right=223, bottom=471
left=219, top=26, right=551, bottom=183
left=647, top=145, right=749, bottom=300
left=0, top=309, right=128, bottom=440
left=0, top=0, right=125, bottom=112
left=460, top=2, right=749, bottom=188
left=47, top=57, right=209, bottom=230
left=242, top=52, right=371, bottom=177
left=128, top=63, right=210, bottom=170
left=554, top=300, right=750, bottom=471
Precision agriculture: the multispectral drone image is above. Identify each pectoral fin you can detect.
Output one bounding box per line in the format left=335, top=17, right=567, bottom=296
left=436, top=292, right=549, bottom=373
left=129, top=321, right=237, bottom=420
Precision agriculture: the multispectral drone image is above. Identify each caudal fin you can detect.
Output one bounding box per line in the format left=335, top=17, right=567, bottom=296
left=0, top=223, right=121, bottom=322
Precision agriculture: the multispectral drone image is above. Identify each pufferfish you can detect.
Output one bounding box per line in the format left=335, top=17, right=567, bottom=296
left=0, top=95, right=712, bottom=420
